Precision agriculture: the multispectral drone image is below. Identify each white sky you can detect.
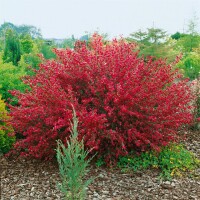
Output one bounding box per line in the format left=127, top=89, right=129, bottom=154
left=0, top=0, right=200, bottom=39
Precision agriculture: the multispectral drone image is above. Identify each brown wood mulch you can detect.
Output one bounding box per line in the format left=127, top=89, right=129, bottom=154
left=1, top=130, right=199, bottom=200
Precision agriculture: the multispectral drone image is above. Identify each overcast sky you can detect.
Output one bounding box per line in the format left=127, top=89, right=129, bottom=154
left=0, top=0, right=200, bottom=39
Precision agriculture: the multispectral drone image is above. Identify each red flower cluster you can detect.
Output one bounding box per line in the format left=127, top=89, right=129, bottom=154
left=10, top=34, right=194, bottom=162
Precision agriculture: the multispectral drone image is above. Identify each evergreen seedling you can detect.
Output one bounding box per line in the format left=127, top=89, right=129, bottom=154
left=56, top=107, right=93, bottom=200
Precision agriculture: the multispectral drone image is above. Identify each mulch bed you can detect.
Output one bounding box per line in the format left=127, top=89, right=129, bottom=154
left=1, top=130, right=200, bottom=200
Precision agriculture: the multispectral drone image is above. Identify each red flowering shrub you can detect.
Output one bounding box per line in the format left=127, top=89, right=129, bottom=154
left=10, top=34, right=194, bottom=162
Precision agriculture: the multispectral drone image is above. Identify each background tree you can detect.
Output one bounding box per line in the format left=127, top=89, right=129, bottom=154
left=0, top=22, right=41, bottom=38
left=17, top=24, right=42, bottom=38
left=3, top=29, right=21, bottom=66
left=127, top=28, right=178, bottom=62
left=18, top=34, right=42, bottom=75
left=20, top=34, right=34, bottom=54
left=171, top=32, right=187, bottom=40
left=60, top=35, right=76, bottom=49
left=18, top=41, right=41, bottom=75
left=0, top=22, right=16, bottom=37
left=35, top=39, right=56, bottom=59
left=175, top=17, right=200, bottom=54
left=173, top=17, right=200, bottom=80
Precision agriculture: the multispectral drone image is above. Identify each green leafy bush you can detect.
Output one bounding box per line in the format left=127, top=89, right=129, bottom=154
left=118, top=143, right=199, bottom=180
left=0, top=95, right=15, bottom=154
left=56, top=107, right=93, bottom=200
left=177, top=52, right=200, bottom=80
left=0, top=53, right=27, bottom=105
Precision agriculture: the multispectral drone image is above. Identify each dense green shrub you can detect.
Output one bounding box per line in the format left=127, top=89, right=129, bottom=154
left=177, top=52, right=200, bottom=80
left=0, top=53, right=27, bottom=105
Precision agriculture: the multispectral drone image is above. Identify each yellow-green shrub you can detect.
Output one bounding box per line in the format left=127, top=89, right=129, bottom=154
left=0, top=95, right=15, bottom=154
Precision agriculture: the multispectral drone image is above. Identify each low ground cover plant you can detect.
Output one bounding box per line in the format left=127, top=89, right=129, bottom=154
left=56, top=107, right=93, bottom=200
left=117, top=143, right=200, bottom=180
left=10, top=34, right=194, bottom=163
left=0, top=95, right=15, bottom=154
